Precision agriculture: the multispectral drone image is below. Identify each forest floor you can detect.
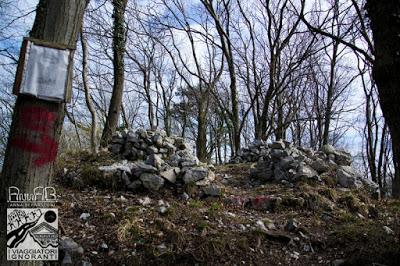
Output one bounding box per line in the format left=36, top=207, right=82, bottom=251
left=55, top=154, right=400, bottom=266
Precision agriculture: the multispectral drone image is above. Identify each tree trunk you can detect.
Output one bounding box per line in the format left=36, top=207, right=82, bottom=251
left=224, top=131, right=227, bottom=163
left=275, top=95, right=285, bottom=140
left=216, top=129, right=222, bottom=165
left=0, top=0, right=86, bottom=263
left=365, top=94, right=378, bottom=183
left=196, top=95, right=208, bottom=162
left=144, top=71, right=156, bottom=130
left=322, top=40, right=338, bottom=145
left=100, top=0, right=127, bottom=147
left=367, top=0, right=400, bottom=198
left=164, top=110, right=171, bottom=136
left=81, top=30, right=98, bottom=154
left=121, top=103, right=129, bottom=128
left=259, top=53, right=277, bottom=141
left=229, top=63, right=241, bottom=154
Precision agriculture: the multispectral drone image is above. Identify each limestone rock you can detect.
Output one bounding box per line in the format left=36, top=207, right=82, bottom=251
left=361, top=178, right=380, bottom=198
left=164, top=142, right=177, bottom=154
left=311, top=158, right=330, bottom=173
left=137, top=128, right=148, bottom=139
left=183, top=167, right=210, bottom=183
left=334, top=150, right=352, bottom=166
left=152, top=134, right=164, bottom=147
left=160, top=168, right=180, bottom=183
left=126, top=130, right=139, bottom=143
left=98, top=161, right=134, bottom=174
left=280, top=156, right=295, bottom=170
left=321, top=144, right=336, bottom=154
left=131, top=162, right=158, bottom=178
left=383, top=225, right=394, bottom=235
left=336, top=166, right=361, bottom=188
left=60, top=237, right=83, bottom=253
left=295, top=164, right=318, bottom=180
left=146, top=146, right=159, bottom=155
left=140, top=173, right=165, bottom=191
left=174, top=137, right=188, bottom=150
left=202, top=184, right=223, bottom=196
left=146, top=154, right=164, bottom=169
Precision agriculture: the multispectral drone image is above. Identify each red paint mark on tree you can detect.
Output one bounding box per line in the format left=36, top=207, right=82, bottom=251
left=11, top=135, right=58, bottom=167
left=11, top=105, right=58, bottom=167
left=20, top=106, right=56, bottom=133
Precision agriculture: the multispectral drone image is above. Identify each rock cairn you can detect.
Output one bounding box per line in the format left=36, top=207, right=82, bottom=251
left=232, top=140, right=378, bottom=194
left=100, top=128, right=215, bottom=191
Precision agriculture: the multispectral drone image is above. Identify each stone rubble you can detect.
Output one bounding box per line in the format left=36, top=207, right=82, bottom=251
left=382, top=225, right=394, bottom=235
left=99, top=128, right=215, bottom=192
left=59, top=236, right=90, bottom=266
left=79, top=213, right=90, bottom=221
left=202, top=184, right=224, bottom=197
left=231, top=140, right=379, bottom=194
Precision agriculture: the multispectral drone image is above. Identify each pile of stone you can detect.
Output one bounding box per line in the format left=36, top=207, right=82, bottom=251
left=233, top=140, right=378, bottom=194
left=230, top=139, right=272, bottom=164
left=99, top=128, right=215, bottom=191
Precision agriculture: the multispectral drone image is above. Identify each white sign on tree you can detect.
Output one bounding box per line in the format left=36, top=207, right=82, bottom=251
left=14, top=39, right=72, bottom=102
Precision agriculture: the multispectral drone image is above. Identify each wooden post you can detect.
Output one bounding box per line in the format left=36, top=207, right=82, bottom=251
left=0, top=0, right=87, bottom=264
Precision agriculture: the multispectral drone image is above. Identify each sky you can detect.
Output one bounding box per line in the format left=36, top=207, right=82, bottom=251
left=0, top=0, right=377, bottom=163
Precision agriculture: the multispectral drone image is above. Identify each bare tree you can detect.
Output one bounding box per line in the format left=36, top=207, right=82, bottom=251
left=81, top=28, right=98, bottom=153
left=200, top=0, right=241, bottom=154
left=100, top=0, right=128, bottom=147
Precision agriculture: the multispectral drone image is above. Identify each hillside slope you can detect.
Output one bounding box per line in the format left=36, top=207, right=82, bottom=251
left=55, top=152, right=400, bottom=266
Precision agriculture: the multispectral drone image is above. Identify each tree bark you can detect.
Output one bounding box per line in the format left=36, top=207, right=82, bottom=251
left=100, top=0, right=127, bottom=147
left=0, top=0, right=87, bottom=264
left=367, top=0, right=400, bottom=198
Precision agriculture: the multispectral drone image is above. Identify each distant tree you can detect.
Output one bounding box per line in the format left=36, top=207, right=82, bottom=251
left=200, top=0, right=241, bottom=154
left=80, top=28, right=98, bottom=154
left=100, top=0, right=128, bottom=147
